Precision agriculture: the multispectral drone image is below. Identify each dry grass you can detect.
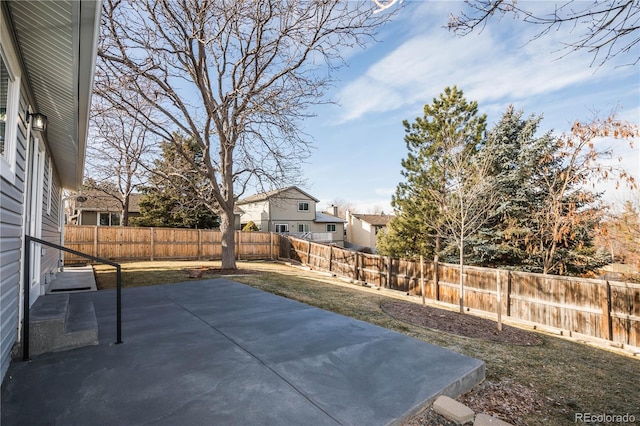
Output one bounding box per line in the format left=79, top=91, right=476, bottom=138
left=93, top=260, right=640, bottom=425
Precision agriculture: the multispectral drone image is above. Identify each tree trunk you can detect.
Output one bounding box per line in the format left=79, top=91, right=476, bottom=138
left=220, top=208, right=237, bottom=269
left=459, top=240, right=465, bottom=313
left=434, top=235, right=441, bottom=300
left=122, top=196, right=130, bottom=226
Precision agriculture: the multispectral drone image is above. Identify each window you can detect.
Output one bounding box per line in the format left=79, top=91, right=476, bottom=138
left=327, top=224, right=336, bottom=232
left=297, top=201, right=309, bottom=212
left=0, top=33, right=21, bottom=181
left=0, top=56, right=8, bottom=157
left=274, top=223, right=288, bottom=233
left=298, top=223, right=310, bottom=232
left=46, top=157, right=52, bottom=215
left=99, top=212, right=121, bottom=226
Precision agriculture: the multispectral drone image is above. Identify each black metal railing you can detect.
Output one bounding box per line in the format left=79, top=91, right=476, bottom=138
left=22, top=235, right=122, bottom=361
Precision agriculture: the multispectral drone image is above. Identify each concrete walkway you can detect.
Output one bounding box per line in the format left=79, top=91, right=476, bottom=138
left=1, top=279, right=484, bottom=425
left=47, top=265, right=97, bottom=293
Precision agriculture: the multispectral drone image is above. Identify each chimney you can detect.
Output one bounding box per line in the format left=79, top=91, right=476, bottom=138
left=331, top=204, right=338, bottom=217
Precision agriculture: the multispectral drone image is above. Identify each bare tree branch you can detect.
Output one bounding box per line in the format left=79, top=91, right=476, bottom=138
left=96, top=0, right=388, bottom=268
left=449, top=0, right=640, bottom=66
left=85, top=97, right=156, bottom=225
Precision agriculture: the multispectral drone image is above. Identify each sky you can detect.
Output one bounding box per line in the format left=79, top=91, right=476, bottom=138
left=296, top=1, right=640, bottom=214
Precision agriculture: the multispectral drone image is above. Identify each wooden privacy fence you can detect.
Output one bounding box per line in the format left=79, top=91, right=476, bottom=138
left=64, top=226, right=282, bottom=263
left=282, top=236, right=640, bottom=349
left=62, top=227, right=639, bottom=349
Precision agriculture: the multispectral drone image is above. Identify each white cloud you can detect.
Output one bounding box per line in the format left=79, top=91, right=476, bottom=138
left=335, top=4, right=627, bottom=125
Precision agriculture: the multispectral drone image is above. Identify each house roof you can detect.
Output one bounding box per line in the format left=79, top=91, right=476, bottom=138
left=314, top=212, right=346, bottom=223
left=351, top=213, right=394, bottom=226
left=237, top=186, right=319, bottom=204
left=75, top=191, right=143, bottom=213
left=5, top=1, right=101, bottom=189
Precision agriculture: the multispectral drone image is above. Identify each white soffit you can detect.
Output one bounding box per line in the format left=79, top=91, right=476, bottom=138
left=7, top=0, right=100, bottom=189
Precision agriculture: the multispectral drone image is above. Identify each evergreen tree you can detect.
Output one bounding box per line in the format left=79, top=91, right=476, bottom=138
left=131, top=135, right=220, bottom=229
left=377, top=86, right=486, bottom=260
left=468, top=106, right=555, bottom=267
left=470, top=108, right=630, bottom=275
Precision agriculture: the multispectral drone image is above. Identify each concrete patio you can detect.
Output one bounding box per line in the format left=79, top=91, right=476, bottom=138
left=1, top=278, right=484, bottom=425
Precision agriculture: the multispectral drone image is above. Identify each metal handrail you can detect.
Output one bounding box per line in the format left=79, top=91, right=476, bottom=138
left=22, top=235, right=122, bottom=361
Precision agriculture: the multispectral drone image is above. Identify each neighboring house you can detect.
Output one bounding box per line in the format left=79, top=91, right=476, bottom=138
left=67, top=191, right=142, bottom=226
left=0, top=1, right=101, bottom=381
left=237, top=186, right=345, bottom=245
left=345, top=211, right=394, bottom=253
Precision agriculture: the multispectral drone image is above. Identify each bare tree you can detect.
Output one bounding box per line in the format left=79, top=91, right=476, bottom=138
left=96, top=0, right=387, bottom=268
left=597, top=192, right=640, bottom=266
left=330, top=199, right=359, bottom=219
left=532, top=116, right=638, bottom=275
left=85, top=98, right=155, bottom=226
left=448, top=0, right=640, bottom=66
left=437, top=145, right=498, bottom=313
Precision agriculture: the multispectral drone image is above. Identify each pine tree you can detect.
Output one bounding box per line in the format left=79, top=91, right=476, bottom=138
left=131, top=135, right=220, bottom=229
left=468, top=106, right=555, bottom=268
left=377, top=86, right=486, bottom=261
left=470, top=108, right=633, bottom=275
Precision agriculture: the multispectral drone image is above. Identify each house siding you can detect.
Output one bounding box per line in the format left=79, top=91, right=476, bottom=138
left=346, top=213, right=388, bottom=251
left=0, top=43, right=63, bottom=383
left=309, top=221, right=345, bottom=245
left=40, top=158, right=62, bottom=286
left=268, top=189, right=316, bottom=226
left=237, top=187, right=319, bottom=232
left=0, top=83, right=29, bottom=381
left=237, top=200, right=269, bottom=230
left=238, top=187, right=344, bottom=244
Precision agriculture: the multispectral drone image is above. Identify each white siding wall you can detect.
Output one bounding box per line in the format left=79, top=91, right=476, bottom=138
left=347, top=215, right=375, bottom=248
left=0, top=45, right=63, bottom=383
left=40, top=153, right=62, bottom=289
left=0, top=85, right=28, bottom=381
left=239, top=201, right=269, bottom=230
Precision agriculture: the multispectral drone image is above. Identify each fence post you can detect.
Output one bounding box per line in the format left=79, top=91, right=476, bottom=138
left=602, top=280, right=613, bottom=341
left=198, top=229, right=202, bottom=260
left=386, top=257, right=392, bottom=289
left=93, top=226, right=98, bottom=258
left=150, top=228, right=155, bottom=261
left=354, top=252, right=360, bottom=282
left=270, top=232, right=274, bottom=260
left=328, top=245, right=333, bottom=273
left=420, top=255, right=425, bottom=306
left=506, top=270, right=512, bottom=317
left=433, top=256, right=439, bottom=301
left=236, top=231, right=241, bottom=260
left=496, top=269, right=502, bottom=331
left=307, top=240, right=311, bottom=266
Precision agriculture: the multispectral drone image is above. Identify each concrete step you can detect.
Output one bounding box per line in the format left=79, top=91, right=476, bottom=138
left=47, top=265, right=97, bottom=293
left=28, top=294, right=98, bottom=357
